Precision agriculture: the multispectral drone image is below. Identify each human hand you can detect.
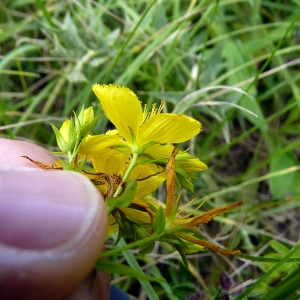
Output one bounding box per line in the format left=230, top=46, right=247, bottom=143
left=0, top=138, right=110, bottom=300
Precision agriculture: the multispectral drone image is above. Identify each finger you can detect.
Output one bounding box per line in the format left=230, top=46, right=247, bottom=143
left=62, top=270, right=110, bottom=300
left=0, top=139, right=110, bottom=299
left=0, top=138, right=56, bottom=167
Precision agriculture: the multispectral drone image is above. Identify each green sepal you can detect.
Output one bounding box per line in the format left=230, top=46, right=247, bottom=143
left=176, top=172, right=194, bottom=193
left=139, top=240, right=155, bottom=254
left=77, top=156, right=87, bottom=172
left=66, top=119, right=77, bottom=149
left=95, top=259, right=164, bottom=282
left=173, top=244, right=189, bottom=269
left=113, top=212, right=124, bottom=246
left=64, top=160, right=75, bottom=170
left=128, top=127, right=138, bottom=151
left=74, top=106, right=100, bottom=138
left=138, top=140, right=159, bottom=154
left=51, top=124, right=67, bottom=152
left=115, top=227, right=124, bottom=246
left=111, top=145, right=131, bottom=157
left=56, top=158, right=68, bottom=170
left=122, top=219, right=136, bottom=241
left=152, top=206, right=165, bottom=235
left=79, top=114, right=101, bottom=137
left=106, top=180, right=137, bottom=214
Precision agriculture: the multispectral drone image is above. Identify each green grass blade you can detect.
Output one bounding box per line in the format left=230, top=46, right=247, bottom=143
left=119, top=239, right=159, bottom=300
left=235, top=244, right=300, bottom=300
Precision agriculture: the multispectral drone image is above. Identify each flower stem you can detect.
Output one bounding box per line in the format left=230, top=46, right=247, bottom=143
left=99, top=233, right=159, bottom=258
left=113, top=151, right=138, bottom=197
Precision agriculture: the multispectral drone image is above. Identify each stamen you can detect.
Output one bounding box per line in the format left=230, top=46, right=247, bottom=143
left=149, top=103, right=157, bottom=118
left=142, top=104, right=150, bottom=122
left=158, top=101, right=166, bottom=113
left=142, top=101, right=165, bottom=123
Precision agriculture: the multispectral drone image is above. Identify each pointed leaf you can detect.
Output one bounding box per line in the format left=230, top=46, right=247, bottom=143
left=106, top=180, right=137, bottom=213
left=95, top=259, right=164, bottom=282
left=139, top=241, right=155, bottom=254
left=152, top=206, right=165, bottom=235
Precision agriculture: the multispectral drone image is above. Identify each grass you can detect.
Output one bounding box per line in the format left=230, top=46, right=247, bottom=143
left=1, top=0, right=300, bottom=299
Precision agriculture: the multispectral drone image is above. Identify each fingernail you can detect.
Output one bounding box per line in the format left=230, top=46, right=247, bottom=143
left=0, top=170, right=103, bottom=250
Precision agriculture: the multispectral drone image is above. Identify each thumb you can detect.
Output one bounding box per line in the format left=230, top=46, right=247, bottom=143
left=0, top=169, right=109, bottom=300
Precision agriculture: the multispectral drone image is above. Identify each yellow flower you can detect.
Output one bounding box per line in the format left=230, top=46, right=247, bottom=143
left=89, top=154, right=166, bottom=198
left=77, top=84, right=209, bottom=241
left=79, top=84, right=207, bottom=193
left=80, top=84, right=202, bottom=157
left=84, top=152, right=166, bottom=236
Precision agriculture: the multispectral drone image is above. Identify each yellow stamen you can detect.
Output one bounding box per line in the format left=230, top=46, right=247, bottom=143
left=158, top=101, right=166, bottom=113
left=142, top=101, right=166, bottom=123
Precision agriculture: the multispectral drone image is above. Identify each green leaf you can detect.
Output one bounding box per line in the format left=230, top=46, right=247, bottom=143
left=95, top=259, right=164, bottom=282
left=269, top=143, right=296, bottom=199
left=149, top=265, right=180, bottom=300
left=106, top=180, right=137, bottom=213
left=35, top=0, right=58, bottom=28
left=51, top=124, right=64, bottom=150
left=261, top=265, right=300, bottom=300
left=152, top=206, right=165, bottom=234
left=290, top=167, right=300, bottom=196
left=173, top=244, right=189, bottom=269
left=234, top=244, right=300, bottom=300
left=0, top=19, right=31, bottom=43
left=176, top=173, right=194, bottom=193
left=270, top=240, right=290, bottom=255
left=139, top=240, right=155, bottom=254
left=172, top=283, right=197, bottom=299
left=119, top=237, right=162, bottom=300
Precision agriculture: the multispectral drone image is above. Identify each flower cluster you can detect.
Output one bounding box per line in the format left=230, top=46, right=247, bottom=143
left=27, top=83, right=242, bottom=264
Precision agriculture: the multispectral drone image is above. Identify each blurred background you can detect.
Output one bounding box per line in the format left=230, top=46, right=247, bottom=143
left=1, top=0, right=300, bottom=299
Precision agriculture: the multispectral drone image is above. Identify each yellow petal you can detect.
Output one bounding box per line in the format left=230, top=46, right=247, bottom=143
left=59, top=120, right=71, bottom=142
left=138, top=113, right=201, bottom=145
left=91, top=154, right=127, bottom=176
left=132, top=196, right=160, bottom=211
left=130, top=164, right=166, bottom=197
left=144, top=144, right=174, bottom=160
left=145, top=145, right=207, bottom=173
left=92, top=84, right=143, bottom=143
left=121, top=208, right=152, bottom=224
left=79, top=134, right=129, bottom=157
left=107, top=215, right=119, bottom=236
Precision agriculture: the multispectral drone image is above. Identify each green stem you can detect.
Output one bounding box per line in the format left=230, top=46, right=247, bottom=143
left=99, top=233, right=159, bottom=258
left=113, top=151, right=138, bottom=197
left=66, top=142, right=79, bottom=170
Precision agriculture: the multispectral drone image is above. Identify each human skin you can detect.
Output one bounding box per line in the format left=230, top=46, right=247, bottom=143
left=0, top=138, right=110, bottom=300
